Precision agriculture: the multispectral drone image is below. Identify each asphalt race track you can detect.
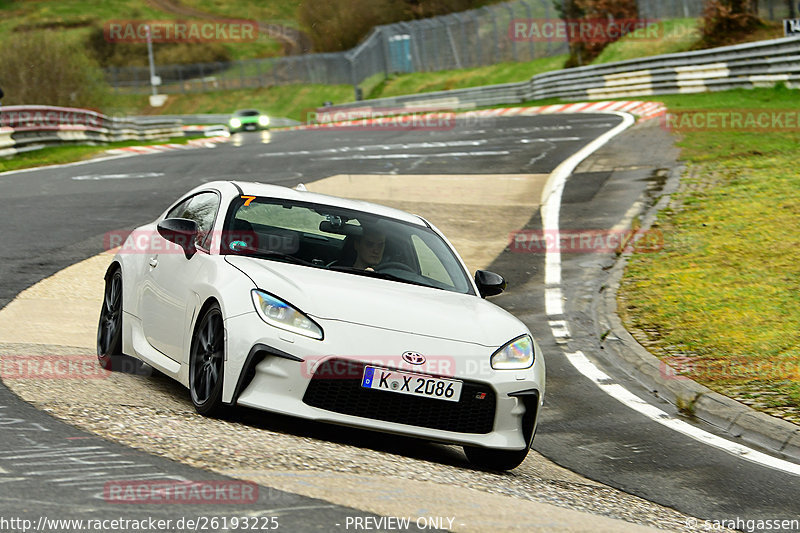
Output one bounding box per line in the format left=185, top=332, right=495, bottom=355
left=0, top=114, right=797, bottom=531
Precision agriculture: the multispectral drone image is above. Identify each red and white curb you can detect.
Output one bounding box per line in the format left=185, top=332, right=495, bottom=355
left=473, top=100, right=666, bottom=121
left=287, top=101, right=666, bottom=131
left=105, top=136, right=229, bottom=155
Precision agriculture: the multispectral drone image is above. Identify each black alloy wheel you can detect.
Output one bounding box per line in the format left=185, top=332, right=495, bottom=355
left=97, top=269, right=123, bottom=370
left=189, top=304, right=226, bottom=416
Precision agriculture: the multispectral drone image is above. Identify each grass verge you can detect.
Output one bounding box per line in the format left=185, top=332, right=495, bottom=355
left=593, top=19, right=702, bottom=64
left=110, top=55, right=569, bottom=120
left=0, top=136, right=192, bottom=173
left=618, top=86, right=800, bottom=423
left=371, top=55, right=569, bottom=98
left=109, top=84, right=355, bottom=123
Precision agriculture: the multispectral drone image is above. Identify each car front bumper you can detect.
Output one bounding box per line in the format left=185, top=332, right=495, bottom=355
left=223, top=312, right=545, bottom=450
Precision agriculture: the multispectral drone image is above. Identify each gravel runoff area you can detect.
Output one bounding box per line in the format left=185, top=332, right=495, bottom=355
left=0, top=170, right=735, bottom=533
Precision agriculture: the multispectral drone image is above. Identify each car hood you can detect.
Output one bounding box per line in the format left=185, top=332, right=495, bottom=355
left=226, top=256, right=526, bottom=347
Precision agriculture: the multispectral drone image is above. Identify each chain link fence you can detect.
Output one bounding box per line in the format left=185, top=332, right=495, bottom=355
left=638, top=0, right=798, bottom=20
left=107, top=0, right=566, bottom=95
left=107, top=0, right=797, bottom=96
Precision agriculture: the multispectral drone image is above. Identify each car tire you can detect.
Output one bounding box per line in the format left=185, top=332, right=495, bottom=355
left=189, top=303, right=226, bottom=417
left=463, top=445, right=530, bottom=471
left=97, top=268, right=123, bottom=370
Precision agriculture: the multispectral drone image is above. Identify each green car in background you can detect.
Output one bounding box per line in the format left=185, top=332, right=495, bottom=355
left=229, top=109, right=270, bottom=133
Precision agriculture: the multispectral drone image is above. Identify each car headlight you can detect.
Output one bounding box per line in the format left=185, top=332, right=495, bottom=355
left=251, top=290, right=323, bottom=340
left=258, top=115, right=270, bottom=127
left=491, top=335, right=534, bottom=370
left=230, top=118, right=241, bottom=128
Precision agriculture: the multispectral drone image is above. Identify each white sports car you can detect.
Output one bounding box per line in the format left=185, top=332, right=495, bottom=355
left=98, top=181, right=545, bottom=470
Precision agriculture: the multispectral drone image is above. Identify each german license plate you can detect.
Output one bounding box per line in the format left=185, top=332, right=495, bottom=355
left=361, top=366, right=462, bottom=402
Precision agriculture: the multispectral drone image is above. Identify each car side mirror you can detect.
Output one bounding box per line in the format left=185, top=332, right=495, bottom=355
left=475, top=270, right=507, bottom=298
left=157, top=218, right=198, bottom=258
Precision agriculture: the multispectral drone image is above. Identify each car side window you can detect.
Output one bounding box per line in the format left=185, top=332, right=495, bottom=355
left=166, top=198, right=190, bottom=219
left=411, top=234, right=454, bottom=287
left=170, top=192, right=220, bottom=249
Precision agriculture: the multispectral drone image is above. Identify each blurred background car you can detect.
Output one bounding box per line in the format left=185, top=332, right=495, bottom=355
left=203, top=125, right=230, bottom=137
left=229, top=109, right=270, bottom=133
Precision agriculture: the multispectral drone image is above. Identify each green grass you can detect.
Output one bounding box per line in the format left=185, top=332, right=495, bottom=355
left=180, top=0, right=301, bottom=28
left=0, top=136, right=191, bottom=173
left=0, top=0, right=285, bottom=60
left=0, top=0, right=170, bottom=44
left=108, top=84, right=355, bottom=123
left=374, top=55, right=568, bottom=98
left=107, top=56, right=570, bottom=121
left=618, top=85, right=800, bottom=421
left=593, top=18, right=702, bottom=64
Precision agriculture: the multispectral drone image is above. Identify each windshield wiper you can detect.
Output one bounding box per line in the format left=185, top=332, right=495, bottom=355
left=327, top=265, right=443, bottom=290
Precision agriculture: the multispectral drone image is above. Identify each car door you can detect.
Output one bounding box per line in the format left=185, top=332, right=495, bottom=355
left=140, top=191, right=221, bottom=361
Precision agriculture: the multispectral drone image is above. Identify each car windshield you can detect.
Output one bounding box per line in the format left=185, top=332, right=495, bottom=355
left=222, top=197, right=473, bottom=295
left=235, top=110, right=260, bottom=117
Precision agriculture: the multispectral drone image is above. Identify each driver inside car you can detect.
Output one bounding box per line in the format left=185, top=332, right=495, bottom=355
left=352, top=226, right=385, bottom=270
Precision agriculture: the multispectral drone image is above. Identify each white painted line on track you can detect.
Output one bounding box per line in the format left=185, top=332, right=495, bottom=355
left=72, top=172, right=165, bottom=181
left=541, top=111, right=800, bottom=477
left=567, top=351, right=800, bottom=476
left=521, top=137, right=582, bottom=143
left=318, top=151, right=511, bottom=161
left=257, top=140, right=491, bottom=158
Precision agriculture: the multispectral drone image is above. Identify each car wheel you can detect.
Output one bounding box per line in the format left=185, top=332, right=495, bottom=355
left=189, top=304, right=226, bottom=417
left=97, top=269, right=123, bottom=370
left=463, top=445, right=530, bottom=471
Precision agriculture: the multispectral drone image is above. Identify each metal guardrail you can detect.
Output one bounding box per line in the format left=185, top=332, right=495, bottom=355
left=320, top=36, right=800, bottom=116
left=0, top=105, right=182, bottom=158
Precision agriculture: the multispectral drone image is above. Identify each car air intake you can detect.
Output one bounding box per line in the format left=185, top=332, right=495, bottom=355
left=302, top=359, right=496, bottom=434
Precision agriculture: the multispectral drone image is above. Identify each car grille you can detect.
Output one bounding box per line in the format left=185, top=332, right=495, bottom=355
left=302, top=359, right=496, bottom=434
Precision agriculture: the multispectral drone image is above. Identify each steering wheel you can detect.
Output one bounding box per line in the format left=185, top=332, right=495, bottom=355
left=376, top=262, right=414, bottom=272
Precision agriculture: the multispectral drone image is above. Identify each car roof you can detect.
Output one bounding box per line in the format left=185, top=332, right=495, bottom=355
left=223, top=181, right=426, bottom=226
